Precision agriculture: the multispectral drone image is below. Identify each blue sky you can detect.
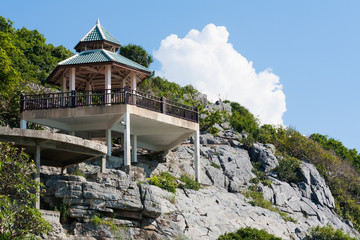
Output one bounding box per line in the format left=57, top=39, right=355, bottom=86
left=2, top=1, right=360, bottom=150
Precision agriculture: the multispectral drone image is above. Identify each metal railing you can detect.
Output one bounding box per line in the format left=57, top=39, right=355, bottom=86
left=20, top=87, right=198, bottom=122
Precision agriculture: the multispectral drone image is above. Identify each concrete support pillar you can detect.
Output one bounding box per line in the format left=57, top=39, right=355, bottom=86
left=105, top=65, right=111, bottom=104
left=131, top=135, right=137, bottom=163
left=69, top=68, right=75, bottom=91
left=106, top=129, right=112, bottom=157
left=194, top=129, right=200, bottom=183
left=20, top=119, right=27, bottom=129
left=35, top=145, right=41, bottom=209
left=123, top=112, right=131, bottom=166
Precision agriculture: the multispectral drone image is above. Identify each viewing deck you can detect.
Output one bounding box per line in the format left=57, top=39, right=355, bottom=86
left=20, top=87, right=198, bottom=123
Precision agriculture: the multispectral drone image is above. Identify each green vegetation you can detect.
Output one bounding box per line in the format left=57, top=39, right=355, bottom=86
left=218, top=227, right=282, bottom=240
left=179, top=174, right=201, bottom=191
left=91, top=215, right=129, bottom=239
left=311, top=133, right=360, bottom=172
left=273, top=157, right=301, bottom=183
left=306, top=224, right=359, bottom=240
left=251, top=162, right=272, bottom=187
left=119, top=44, right=153, bottom=68
left=0, top=142, right=52, bottom=239
left=147, top=172, right=202, bottom=193
left=0, top=17, right=72, bottom=127
left=244, top=186, right=296, bottom=223
left=138, top=76, right=199, bottom=106
left=211, top=162, right=221, bottom=169
left=147, top=171, right=178, bottom=193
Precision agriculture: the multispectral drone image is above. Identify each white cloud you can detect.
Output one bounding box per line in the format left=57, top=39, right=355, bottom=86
left=154, top=24, right=286, bottom=125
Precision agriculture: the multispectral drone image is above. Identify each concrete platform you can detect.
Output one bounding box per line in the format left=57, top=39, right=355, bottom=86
left=0, top=127, right=107, bottom=168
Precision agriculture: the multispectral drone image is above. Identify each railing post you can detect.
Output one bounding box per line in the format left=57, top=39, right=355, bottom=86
left=161, top=97, right=166, bottom=114
left=71, top=90, right=76, bottom=108
left=124, top=87, right=130, bottom=104
left=20, top=94, right=25, bottom=112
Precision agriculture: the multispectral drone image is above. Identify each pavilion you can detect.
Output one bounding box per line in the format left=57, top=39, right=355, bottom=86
left=19, top=20, right=200, bottom=181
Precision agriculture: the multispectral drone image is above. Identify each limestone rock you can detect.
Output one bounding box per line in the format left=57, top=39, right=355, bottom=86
left=250, top=143, right=279, bottom=172
left=298, top=162, right=335, bottom=209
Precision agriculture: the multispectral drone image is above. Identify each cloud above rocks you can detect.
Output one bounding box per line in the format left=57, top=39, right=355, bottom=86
left=153, top=24, right=286, bottom=125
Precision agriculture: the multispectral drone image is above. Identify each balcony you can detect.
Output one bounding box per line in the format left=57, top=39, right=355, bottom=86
left=20, top=87, right=198, bottom=123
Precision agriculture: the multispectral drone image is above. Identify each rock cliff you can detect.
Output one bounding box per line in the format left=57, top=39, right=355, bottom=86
left=41, top=130, right=359, bottom=240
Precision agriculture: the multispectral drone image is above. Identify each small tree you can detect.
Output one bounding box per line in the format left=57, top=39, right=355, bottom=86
left=120, top=44, right=153, bottom=68
left=0, top=142, right=51, bottom=239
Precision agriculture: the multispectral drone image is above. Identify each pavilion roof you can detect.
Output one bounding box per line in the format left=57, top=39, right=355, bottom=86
left=58, top=49, right=152, bottom=73
left=79, top=19, right=120, bottom=45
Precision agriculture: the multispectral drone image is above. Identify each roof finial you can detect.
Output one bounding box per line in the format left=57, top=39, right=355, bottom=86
left=96, top=19, right=100, bottom=25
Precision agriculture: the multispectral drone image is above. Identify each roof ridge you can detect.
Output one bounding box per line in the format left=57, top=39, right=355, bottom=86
left=102, top=49, right=115, bottom=61
left=58, top=53, right=78, bottom=65
left=97, top=21, right=106, bottom=40
left=80, top=25, right=97, bottom=42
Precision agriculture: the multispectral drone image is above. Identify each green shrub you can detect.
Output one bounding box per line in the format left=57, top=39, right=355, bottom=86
left=218, top=227, right=282, bottom=240
left=147, top=172, right=178, bottom=193
left=244, top=188, right=295, bottom=222
left=306, top=224, right=358, bottom=240
left=273, top=157, right=301, bottom=183
left=211, top=162, right=221, bottom=169
left=179, top=174, right=201, bottom=191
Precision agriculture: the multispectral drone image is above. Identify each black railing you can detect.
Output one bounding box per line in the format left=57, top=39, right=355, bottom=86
left=20, top=88, right=198, bottom=122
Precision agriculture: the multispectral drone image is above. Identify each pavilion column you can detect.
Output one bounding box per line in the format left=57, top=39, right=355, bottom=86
left=131, top=72, right=137, bottom=104
left=105, top=65, right=111, bottom=105
left=123, top=112, right=131, bottom=167
left=35, top=145, right=41, bottom=209
left=194, top=129, right=200, bottom=183
left=61, top=75, right=67, bottom=106
left=131, top=135, right=137, bottom=163
left=86, top=81, right=92, bottom=105
left=69, top=68, right=75, bottom=91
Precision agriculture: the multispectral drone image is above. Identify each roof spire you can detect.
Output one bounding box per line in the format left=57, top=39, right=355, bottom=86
left=96, top=19, right=100, bottom=25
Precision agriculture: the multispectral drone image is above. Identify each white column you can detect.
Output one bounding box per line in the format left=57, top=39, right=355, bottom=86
left=123, top=112, right=131, bottom=166
left=35, top=145, right=41, bottom=209
left=131, top=72, right=137, bottom=91
left=86, top=81, right=92, bottom=105
left=106, top=129, right=112, bottom=157
left=61, top=75, right=67, bottom=106
left=105, top=65, right=111, bottom=104
left=131, top=135, right=137, bottom=163
left=194, top=129, right=200, bottom=183
left=131, top=72, right=137, bottom=104
left=20, top=119, right=27, bottom=129
left=69, top=68, right=75, bottom=91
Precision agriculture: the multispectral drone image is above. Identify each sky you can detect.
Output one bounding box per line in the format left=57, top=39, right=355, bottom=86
left=2, top=1, right=360, bottom=150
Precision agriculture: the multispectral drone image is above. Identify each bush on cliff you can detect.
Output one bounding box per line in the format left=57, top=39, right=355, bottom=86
left=218, top=227, right=282, bottom=240
left=0, top=142, right=51, bottom=239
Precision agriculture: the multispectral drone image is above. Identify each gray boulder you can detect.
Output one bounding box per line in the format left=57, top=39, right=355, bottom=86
left=298, top=162, right=335, bottom=209
left=250, top=143, right=279, bottom=172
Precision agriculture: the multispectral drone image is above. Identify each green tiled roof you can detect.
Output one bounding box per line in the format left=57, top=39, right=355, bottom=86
left=59, top=50, right=111, bottom=65
left=59, top=49, right=151, bottom=73
left=107, top=51, right=151, bottom=72
left=80, top=20, right=121, bottom=45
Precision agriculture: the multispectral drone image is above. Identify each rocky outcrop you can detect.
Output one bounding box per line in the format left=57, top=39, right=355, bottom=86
left=250, top=143, right=279, bottom=172
left=41, top=132, right=359, bottom=240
